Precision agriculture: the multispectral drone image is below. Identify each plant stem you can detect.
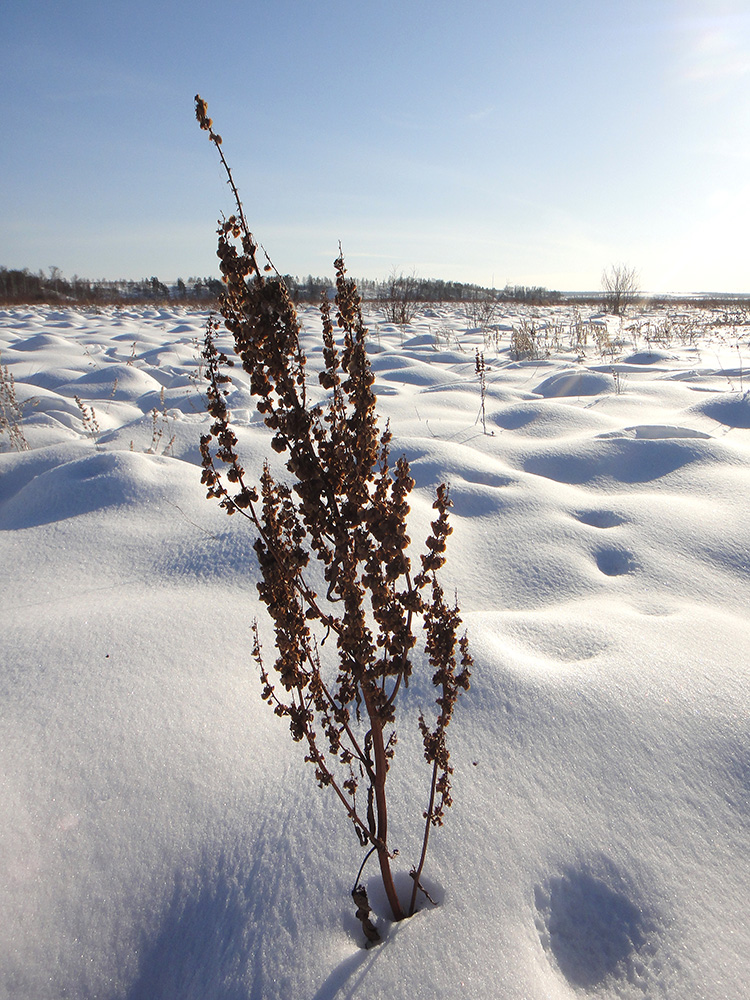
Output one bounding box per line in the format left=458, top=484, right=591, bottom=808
left=368, top=710, right=405, bottom=921
left=409, top=757, right=439, bottom=916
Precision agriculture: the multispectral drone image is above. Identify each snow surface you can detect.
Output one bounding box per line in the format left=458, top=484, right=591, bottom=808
left=2, top=302, right=749, bottom=999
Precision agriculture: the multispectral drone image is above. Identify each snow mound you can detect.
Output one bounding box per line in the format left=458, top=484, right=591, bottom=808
left=691, top=392, right=750, bottom=429
left=533, top=370, right=614, bottom=397
left=622, top=350, right=679, bottom=365
left=57, top=364, right=164, bottom=401
left=522, top=437, right=710, bottom=485
left=0, top=446, right=182, bottom=529
left=597, top=424, right=711, bottom=440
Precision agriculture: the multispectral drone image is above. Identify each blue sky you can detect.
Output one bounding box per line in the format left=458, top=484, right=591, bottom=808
left=3, top=0, right=750, bottom=292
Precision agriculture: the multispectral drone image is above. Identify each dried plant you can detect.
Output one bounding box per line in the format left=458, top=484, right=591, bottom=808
left=475, top=348, right=488, bottom=434
left=74, top=395, right=100, bottom=449
left=569, top=309, right=589, bottom=354
left=602, top=263, right=640, bottom=316
left=510, top=319, right=545, bottom=360
left=432, top=324, right=452, bottom=350
left=0, top=354, right=29, bottom=452
left=380, top=269, right=420, bottom=326
left=595, top=327, right=619, bottom=361
left=195, top=95, right=471, bottom=930
left=147, top=386, right=176, bottom=455
left=611, top=366, right=626, bottom=395
left=462, top=296, right=498, bottom=333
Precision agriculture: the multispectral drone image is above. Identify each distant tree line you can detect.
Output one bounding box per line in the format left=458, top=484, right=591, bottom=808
left=5, top=265, right=749, bottom=311
left=0, top=267, right=223, bottom=305
left=280, top=273, right=562, bottom=306
left=1, top=265, right=563, bottom=308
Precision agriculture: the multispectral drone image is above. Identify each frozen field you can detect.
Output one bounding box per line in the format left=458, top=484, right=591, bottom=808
left=1, top=300, right=749, bottom=999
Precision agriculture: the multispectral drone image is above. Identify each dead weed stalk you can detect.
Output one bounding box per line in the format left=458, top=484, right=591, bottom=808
left=195, top=95, right=471, bottom=931
left=0, top=354, right=29, bottom=451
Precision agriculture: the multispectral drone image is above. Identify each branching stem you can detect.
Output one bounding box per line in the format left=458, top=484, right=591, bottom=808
left=409, top=756, right=440, bottom=916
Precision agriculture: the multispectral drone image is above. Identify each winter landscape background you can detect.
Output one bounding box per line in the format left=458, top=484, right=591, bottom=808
left=2, top=298, right=749, bottom=998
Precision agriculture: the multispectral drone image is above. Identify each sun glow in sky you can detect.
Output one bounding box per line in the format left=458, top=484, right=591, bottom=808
left=3, top=0, right=750, bottom=292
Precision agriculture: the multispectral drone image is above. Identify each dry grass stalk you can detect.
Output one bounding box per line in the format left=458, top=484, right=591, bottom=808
left=0, top=354, right=29, bottom=451
left=147, top=387, right=175, bottom=455
left=475, top=348, right=488, bottom=434
left=511, top=319, right=545, bottom=360
left=74, top=395, right=100, bottom=448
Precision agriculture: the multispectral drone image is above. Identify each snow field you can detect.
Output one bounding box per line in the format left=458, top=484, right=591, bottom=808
left=1, top=301, right=749, bottom=999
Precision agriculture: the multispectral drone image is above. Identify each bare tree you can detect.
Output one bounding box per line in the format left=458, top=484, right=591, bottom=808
left=48, top=266, right=63, bottom=296
left=601, top=264, right=640, bottom=316
left=380, top=270, right=420, bottom=325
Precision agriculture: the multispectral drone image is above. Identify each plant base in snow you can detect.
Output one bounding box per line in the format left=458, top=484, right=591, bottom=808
left=352, top=885, right=381, bottom=946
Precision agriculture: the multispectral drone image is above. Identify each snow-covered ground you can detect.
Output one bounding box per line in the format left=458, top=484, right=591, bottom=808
left=2, top=300, right=749, bottom=999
